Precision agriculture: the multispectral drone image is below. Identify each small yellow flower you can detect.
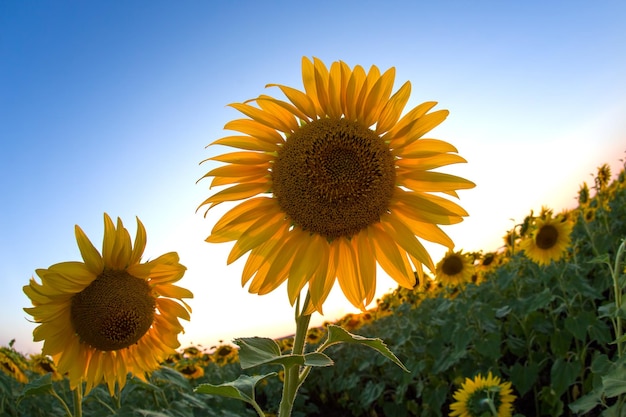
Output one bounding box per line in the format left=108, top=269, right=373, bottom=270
left=449, top=372, right=516, bottom=417
left=23, top=214, right=193, bottom=394
left=175, top=361, right=205, bottom=379
left=212, top=344, right=238, bottom=365
left=28, top=354, right=63, bottom=381
left=519, top=214, right=573, bottom=266
left=435, top=250, right=474, bottom=287
left=199, top=57, right=474, bottom=313
left=0, top=349, right=28, bottom=384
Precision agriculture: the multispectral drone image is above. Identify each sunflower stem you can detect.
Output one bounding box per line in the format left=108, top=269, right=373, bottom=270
left=278, top=292, right=312, bottom=417
left=72, top=384, right=83, bottom=417
left=49, top=388, right=73, bottom=417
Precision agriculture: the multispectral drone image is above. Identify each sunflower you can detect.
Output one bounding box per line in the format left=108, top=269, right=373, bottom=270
left=23, top=213, right=193, bottom=395
left=175, top=360, right=205, bottom=379
left=29, top=353, right=64, bottom=381
left=519, top=214, right=573, bottom=266
left=0, top=349, right=28, bottom=384
left=449, top=372, right=516, bottom=417
left=435, top=250, right=474, bottom=287
left=199, top=57, right=474, bottom=313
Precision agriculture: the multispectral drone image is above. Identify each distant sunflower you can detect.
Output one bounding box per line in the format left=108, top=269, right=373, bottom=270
left=0, top=349, right=28, bottom=384
left=175, top=361, right=205, bottom=379
left=449, top=372, right=516, bottom=417
left=23, top=214, right=193, bottom=394
left=519, top=214, right=573, bottom=266
left=29, top=354, right=63, bottom=381
left=435, top=250, right=474, bottom=287
left=199, top=56, right=475, bottom=312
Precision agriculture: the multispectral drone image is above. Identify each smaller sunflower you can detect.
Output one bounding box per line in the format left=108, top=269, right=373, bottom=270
left=175, top=360, right=205, bottom=379
left=29, top=354, right=63, bottom=381
left=0, top=349, right=28, bottom=384
left=435, top=250, right=474, bottom=287
left=211, top=344, right=238, bottom=365
left=519, top=214, right=573, bottom=266
left=449, top=372, right=516, bottom=417
left=23, top=213, right=193, bottom=394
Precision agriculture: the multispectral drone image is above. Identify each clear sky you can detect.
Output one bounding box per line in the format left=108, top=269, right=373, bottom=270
left=1, top=1, right=625, bottom=355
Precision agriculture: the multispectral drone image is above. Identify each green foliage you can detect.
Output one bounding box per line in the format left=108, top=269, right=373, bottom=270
left=4, top=160, right=626, bottom=416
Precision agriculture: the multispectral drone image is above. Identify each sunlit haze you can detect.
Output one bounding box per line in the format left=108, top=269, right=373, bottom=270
left=1, top=1, right=625, bottom=354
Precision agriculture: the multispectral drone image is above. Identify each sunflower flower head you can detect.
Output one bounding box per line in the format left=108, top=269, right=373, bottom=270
left=0, top=348, right=28, bottom=384
left=199, top=56, right=475, bottom=313
left=519, top=213, right=573, bottom=266
left=449, top=372, right=516, bottom=417
left=23, top=213, right=193, bottom=395
left=435, top=250, right=474, bottom=287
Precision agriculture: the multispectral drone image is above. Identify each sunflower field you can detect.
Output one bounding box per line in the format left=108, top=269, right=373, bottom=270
left=2, top=160, right=626, bottom=417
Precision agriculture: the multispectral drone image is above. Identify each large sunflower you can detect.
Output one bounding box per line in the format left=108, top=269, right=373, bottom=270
left=449, top=372, right=516, bottom=417
left=519, top=214, right=573, bottom=266
left=23, top=214, right=193, bottom=394
left=199, top=57, right=474, bottom=313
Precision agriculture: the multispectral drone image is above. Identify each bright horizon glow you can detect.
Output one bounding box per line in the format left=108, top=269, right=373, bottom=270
left=1, top=2, right=625, bottom=355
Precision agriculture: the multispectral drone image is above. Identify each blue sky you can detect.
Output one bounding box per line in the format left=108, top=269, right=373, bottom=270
left=1, top=1, right=625, bottom=354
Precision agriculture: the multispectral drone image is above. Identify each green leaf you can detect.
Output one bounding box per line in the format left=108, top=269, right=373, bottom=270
left=234, top=337, right=333, bottom=369
left=195, top=372, right=276, bottom=404
left=568, top=389, right=603, bottom=414
left=234, top=337, right=282, bottom=369
left=550, top=358, right=582, bottom=396
left=17, top=373, right=53, bottom=405
left=602, top=364, right=626, bottom=398
left=324, top=324, right=409, bottom=372
left=509, top=362, right=539, bottom=396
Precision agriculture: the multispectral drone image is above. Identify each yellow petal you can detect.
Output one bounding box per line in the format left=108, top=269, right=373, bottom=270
left=335, top=237, right=363, bottom=309
left=389, top=109, right=449, bottom=149
left=369, top=225, right=415, bottom=288
left=224, top=118, right=284, bottom=143
left=229, top=102, right=294, bottom=134
left=301, top=56, right=322, bottom=114
left=211, top=134, right=280, bottom=152
left=344, top=64, right=366, bottom=120
left=313, top=56, right=331, bottom=117
left=154, top=284, right=194, bottom=299
left=206, top=151, right=273, bottom=165
left=354, top=230, right=376, bottom=308
left=197, top=182, right=270, bottom=211
left=395, top=153, right=467, bottom=169
left=287, top=233, right=324, bottom=305
left=266, top=83, right=317, bottom=120
left=253, top=95, right=300, bottom=132
left=382, top=101, right=437, bottom=141
left=227, top=211, right=286, bottom=264
left=355, top=65, right=381, bottom=123
left=210, top=197, right=277, bottom=237
left=130, top=217, right=147, bottom=266
left=375, top=81, right=411, bottom=134
left=397, top=138, right=458, bottom=158
left=399, top=172, right=476, bottom=193
left=380, top=214, right=435, bottom=272
left=256, top=95, right=309, bottom=124
left=75, top=225, right=104, bottom=274
left=361, top=66, right=395, bottom=127
left=326, top=61, right=344, bottom=119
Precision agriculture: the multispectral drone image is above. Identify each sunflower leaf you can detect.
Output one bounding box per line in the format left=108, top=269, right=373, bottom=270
left=322, top=324, right=409, bottom=372
left=16, top=373, right=53, bottom=405
left=234, top=337, right=334, bottom=369
left=234, top=337, right=282, bottom=369
left=195, top=372, right=276, bottom=404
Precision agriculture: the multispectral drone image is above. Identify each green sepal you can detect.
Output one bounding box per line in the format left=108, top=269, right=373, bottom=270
left=323, top=325, right=409, bottom=372
left=194, top=372, right=275, bottom=404
left=235, top=337, right=333, bottom=369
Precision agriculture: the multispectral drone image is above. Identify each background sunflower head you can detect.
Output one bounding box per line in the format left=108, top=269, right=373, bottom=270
left=200, top=57, right=474, bottom=313
left=23, top=213, right=193, bottom=394
left=519, top=213, right=573, bottom=266
left=449, top=372, right=516, bottom=417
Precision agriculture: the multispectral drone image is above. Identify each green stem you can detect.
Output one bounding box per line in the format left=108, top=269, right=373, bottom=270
left=612, top=240, right=626, bottom=358
left=49, top=389, right=73, bottom=417
left=72, top=384, right=83, bottom=417
left=278, top=292, right=312, bottom=417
